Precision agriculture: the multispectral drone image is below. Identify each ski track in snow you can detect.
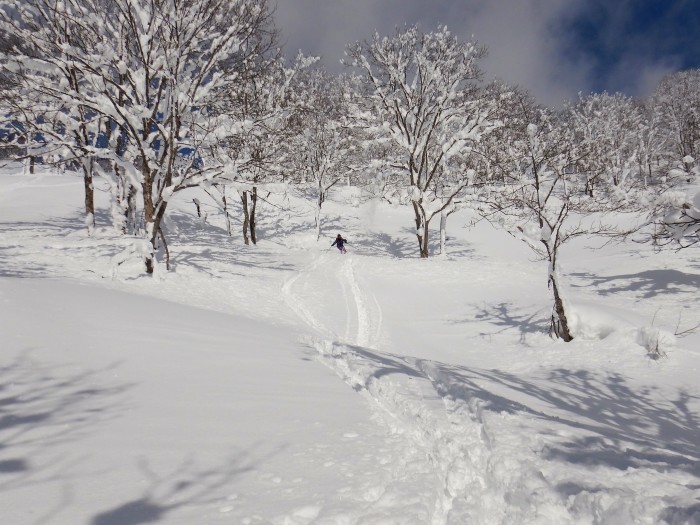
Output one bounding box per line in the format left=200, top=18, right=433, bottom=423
left=282, top=253, right=337, bottom=341
left=341, top=257, right=382, bottom=349
left=5, top=175, right=697, bottom=524
left=282, top=253, right=564, bottom=524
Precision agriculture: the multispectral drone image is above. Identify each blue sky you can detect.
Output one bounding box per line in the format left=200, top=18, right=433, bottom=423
left=563, top=0, right=700, bottom=95
left=274, top=0, right=700, bottom=106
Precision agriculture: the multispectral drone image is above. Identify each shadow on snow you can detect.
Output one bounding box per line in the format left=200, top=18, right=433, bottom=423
left=88, top=447, right=275, bottom=525
left=0, top=350, right=132, bottom=508
left=455, top=302, right=550, bottom=343
left=570, top=269, right=700, bottom=298
left=324, top=343, right=700, bottom=519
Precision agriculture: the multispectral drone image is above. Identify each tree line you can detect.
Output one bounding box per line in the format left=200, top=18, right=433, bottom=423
left=1, top=0, right=699, bottom=341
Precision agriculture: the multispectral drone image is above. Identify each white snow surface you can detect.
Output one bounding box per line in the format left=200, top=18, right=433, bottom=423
left=1, top=169, right=699, bottom=525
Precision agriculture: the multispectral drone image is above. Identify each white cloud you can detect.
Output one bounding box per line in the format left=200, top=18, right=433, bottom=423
left=451, top=0, right=593, bottom=105
left=604, top=54, right=683, bottom=99
left=274, top=0, right=383, bottom=65
left=273, top=0, right=604, bottom=106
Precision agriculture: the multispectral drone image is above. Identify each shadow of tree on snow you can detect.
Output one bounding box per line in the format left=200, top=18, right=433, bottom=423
left=165, top=210, right=296, bottom=276
left=0, top=209, right=114, bottom=278
left=448, top=302, right=551, bottom=346
left=326, top=343, right=700, bottom=520
left=0, top=350, right=132, bottom=504
left=424, top=363, right=700, bottom=476
left=89, top=448, right=272, bottom=525
left=570, top=269, right=700, bottom=298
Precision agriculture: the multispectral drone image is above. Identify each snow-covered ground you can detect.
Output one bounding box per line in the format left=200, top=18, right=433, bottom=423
left=1, top=169, right=699, bottom=525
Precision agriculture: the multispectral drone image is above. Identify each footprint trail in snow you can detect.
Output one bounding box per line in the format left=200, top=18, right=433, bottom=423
left=282, top=254, right=567, bottom=524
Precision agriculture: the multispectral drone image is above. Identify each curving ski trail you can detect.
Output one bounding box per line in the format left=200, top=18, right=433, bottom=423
left=341, top=258, right=382, bottom=349
left=281, top=253, right=336, bottom=340
left=282, top=252, right=564, bottom=524
left=282, top=255, right=382, bottom=349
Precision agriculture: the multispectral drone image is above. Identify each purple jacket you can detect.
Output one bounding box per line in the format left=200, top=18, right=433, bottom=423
left=331, top=237, right=348, bottom=248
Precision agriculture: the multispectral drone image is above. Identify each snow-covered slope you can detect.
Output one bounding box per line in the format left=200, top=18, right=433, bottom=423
left=1, top=171, right=699, bottom=524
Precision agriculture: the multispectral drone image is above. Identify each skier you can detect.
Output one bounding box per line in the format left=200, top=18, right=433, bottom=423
left=331, top=233, right=348, bottom=254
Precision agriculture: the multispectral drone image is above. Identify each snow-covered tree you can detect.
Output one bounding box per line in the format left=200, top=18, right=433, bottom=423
left=347, top=26, right=499, bottom=258
left=626, top=71, right=700, bottom=251
left=653, top=69, right=700, bottom=162
left=287, top=70, right=360, bottom=240
left=644, top=187, right=700, bottom=249
left=212, top=52, right=314, bottom=244
left=1, top=0, right=275, bottom=273
left=569, top=92, right=643, bottom=200
left=634, top=99, right=671, bottom=187
left=486, top=94, right=588, bottom=341
left=0, top=2, right=108, bottom=230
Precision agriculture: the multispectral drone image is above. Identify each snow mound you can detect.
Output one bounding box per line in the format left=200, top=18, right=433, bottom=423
left=568, top=302, right=637, bottom=340
left=569, top=302, right=677, bottom=358
left=636, top=326, right=677, bottom=359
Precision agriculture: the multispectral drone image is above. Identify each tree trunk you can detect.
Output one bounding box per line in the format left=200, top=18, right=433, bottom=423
left=113, top=163, right=138, bottom=235
left=315, top=203, right=322, bottom=242
left=126, top=185, right=138, bottom=234
left=549, top=271, right=574, bottom=342
left=413, top=202, right=429, bottom=258
left=315, top=182, right=325, bottom=241
left=222, top=189, right=232, bottom=235
left=158, top=225, right=170, bottom=271
left=250, top=187, right=257, bottom=245
left=144, top=203, right=168, bottom=275
left=144, top=231, right=156, bottom=274
left=142, top=176, right=161, bottom=275
left=83, top=157, right=95, bottom=233
left=420, top=231, right=429, bottom=258
left=241, top=190, right=250, bottom=245
left=439, top=211, right=447, bottom=256
left=113, top=165, right=126, bottom=234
